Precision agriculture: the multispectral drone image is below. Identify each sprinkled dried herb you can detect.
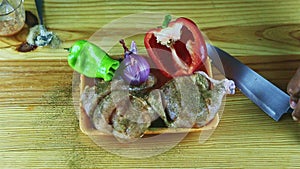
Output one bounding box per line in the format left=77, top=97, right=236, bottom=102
left=35, top=85, right=83, bottom=168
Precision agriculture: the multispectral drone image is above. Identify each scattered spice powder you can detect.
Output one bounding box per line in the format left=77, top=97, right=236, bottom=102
left=36, top=85, right=83, bottom=168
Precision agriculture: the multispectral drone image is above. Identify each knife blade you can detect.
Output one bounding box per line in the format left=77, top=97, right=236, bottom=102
left=206, top=44, right=293, bottom=121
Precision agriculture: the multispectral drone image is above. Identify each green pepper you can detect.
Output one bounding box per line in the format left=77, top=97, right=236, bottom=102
left=67, top=40, right=120, bottom=81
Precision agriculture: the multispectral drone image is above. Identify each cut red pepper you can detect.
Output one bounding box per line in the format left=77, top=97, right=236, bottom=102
left=144, top=16, right=208, bottom=78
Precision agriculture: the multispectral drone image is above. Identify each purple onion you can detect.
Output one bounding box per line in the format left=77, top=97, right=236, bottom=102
left=121, top=53, right=150, bottom=85
left=118, top=40, right=150, bottom=86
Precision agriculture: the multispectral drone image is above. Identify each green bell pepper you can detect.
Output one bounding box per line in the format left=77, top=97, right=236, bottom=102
left=67, top=40, right=120, bottom=81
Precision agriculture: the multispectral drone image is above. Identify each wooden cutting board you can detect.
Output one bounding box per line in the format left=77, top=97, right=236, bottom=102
left=1, top=0, right=300, bottom=168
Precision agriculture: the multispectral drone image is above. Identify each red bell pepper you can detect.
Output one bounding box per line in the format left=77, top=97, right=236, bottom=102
left=144, top=15, right=208, bottom=78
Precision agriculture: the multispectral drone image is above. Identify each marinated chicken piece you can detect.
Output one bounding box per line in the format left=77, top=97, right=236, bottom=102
left=112, top=95, right=153, bottom=140
left=80, top=79, right=112, bottom=117
left=148, top=75, right=202, bottom=128
left=80, top=86, right=101, bottom=117
left=92, top=94, right=114, bottom=134
left=110, top=79, right=157, bottom=140
left=161, top=75, right=202, bottom=128
left=81, top=78, right=158, bottom=141
left=194, top=71, right=235, bottom=126
left=149, top=71, right=235, bottom=128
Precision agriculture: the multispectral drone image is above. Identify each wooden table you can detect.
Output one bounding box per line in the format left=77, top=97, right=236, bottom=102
left=1, top=0, right=300, bottom=168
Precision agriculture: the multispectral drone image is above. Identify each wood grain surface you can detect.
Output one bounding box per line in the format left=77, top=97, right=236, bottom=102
left=1, top=0, right=300, bottom=168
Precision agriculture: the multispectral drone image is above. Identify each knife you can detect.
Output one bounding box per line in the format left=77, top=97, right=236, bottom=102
left=206, top=44, right=293, bottom=121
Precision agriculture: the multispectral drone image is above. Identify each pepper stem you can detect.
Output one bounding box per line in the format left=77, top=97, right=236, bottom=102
left=162, top=14, right=172, bottom=28
left=119, top=39, right=129, bottom=53
left=120, top=39, right=133, bottom=59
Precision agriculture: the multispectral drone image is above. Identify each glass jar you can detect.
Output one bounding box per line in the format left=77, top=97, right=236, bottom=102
left=0, top=0, right=25, bottom=36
